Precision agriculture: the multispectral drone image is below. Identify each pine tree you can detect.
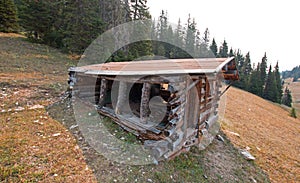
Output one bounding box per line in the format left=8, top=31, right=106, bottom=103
left=260, top=52, right=268, bottom=84
left=99, top=0, right=131, bottom=30
left=173, top=18, right=185, bottom=58
left=130, top=0, right=151, bottom=20
left=255, top=52, right=268, bottom=97
left=19, top=0, right=51, bottom=39
left=282, top=87, right=292, bottom=107
left=62, top=0, right=104, bottom=53
left=219, top=40, right=229, bottom=58
left=18, top=0, right=66, bottom=47
left=229, top=48, right=234, bottom=57
left=0, top=0, right=19, bottom=32
left=127, top=0, right=152, bottom=59
left=274, top=62, right=282, bottom=103
left=154, top=10, right=168, bottom=57
left=236, top=49, right=244, bottom=71
left=209, top=38, right=218, bottom=57
left=197, top=28, right=210, bottom=57
left=263, top=65, right=278, bottom=102
left=185, top=14, right=196, bottom=57
left=232, top=50, right=246, bottom=89
left=165, top=25, right=175, bottom=58
left=202, top=28, right=210, bottom=46
left=195, top=30, right=202, bottom=57
left=240, top=52, right=252, bottom=90
left=249, top=63, right=262, bottom=96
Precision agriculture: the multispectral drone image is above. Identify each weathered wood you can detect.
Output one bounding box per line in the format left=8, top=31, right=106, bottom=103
left=199, top=101, right=218, bottom=113
left=98, top=107, right=165, bottom=140
left=194, top=78, right=202, bottom=131
left=100, top=75, right=184, bottom=84
left=140, top=83, right=151, bottom=124
left=97, top=78, right=107, bottom=108
left=115, top=81, right=127, bottom=115
left=68, top=57, right=241, bottom=162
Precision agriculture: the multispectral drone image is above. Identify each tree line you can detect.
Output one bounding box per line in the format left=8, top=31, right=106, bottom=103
left=0, top=0, right=292, bottom=106
left=282, top=65, right=300, bottom=82
left=1, top=0, right=149, bottom=53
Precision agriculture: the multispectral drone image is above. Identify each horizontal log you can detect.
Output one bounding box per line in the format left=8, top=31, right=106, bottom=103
left=98, top=107, right=164, bottom=137
left=99, top=75, right=185, bottom=84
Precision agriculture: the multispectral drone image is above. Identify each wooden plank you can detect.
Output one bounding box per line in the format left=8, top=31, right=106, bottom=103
left=115, top=81, right=127, bottom=115
left=100, top=75, right=185, bottom=84
left=71, top=57, right=236, bottom=75
left=140, top=83, right=151, bottom=124
left=97, top=78, right=107, bottom=108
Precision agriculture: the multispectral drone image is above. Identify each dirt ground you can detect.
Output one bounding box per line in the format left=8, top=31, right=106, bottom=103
left=222, top=87, right=300, bottom=183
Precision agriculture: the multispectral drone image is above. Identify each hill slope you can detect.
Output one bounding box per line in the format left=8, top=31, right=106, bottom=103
left=0, top=34, right=97, bottom=182
left=222, top=87, right=300, bottom=182
left=289, top=79, right=300, bottom=112
left=2, top=33, right=294, bottom=182
left=0, top=34, right=270, bottom=182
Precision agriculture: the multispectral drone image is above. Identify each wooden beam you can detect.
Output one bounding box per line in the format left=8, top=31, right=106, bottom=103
left=115, top=81, right=127, bottom=115
left=99, top=75, right=185, bottom=84
left=140, top=83, right=151, bottom=124
left=97, top=78, right=107, bottom=108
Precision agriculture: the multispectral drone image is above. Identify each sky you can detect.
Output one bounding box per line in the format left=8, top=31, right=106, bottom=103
left=147, top=0, right=300, bottom=71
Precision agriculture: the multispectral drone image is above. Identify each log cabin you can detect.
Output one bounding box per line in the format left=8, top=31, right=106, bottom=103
left=68, top=57, right=239, bottom=161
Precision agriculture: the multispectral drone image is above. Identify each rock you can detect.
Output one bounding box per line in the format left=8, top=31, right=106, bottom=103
left=240, top=149, right=255, bottom=160
left=250, top=177, right=257, bottom=183
left=217, top=135, right=225, bottom=142
left=224, top=130, right=240, bottom=137
left=29, top=104, right=44, bottom=110
left=14, top=107, right=25, bottom=112
left=52, top=133, right=61, bottom=137
left=70, top=124, right=78, bottom=130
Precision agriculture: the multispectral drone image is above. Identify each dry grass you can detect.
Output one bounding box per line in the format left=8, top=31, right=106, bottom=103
left=0, top=33, right=25, bottom=38
left=289, top=80, right=300, bottom=113
left=0, top=33, right=97, bottom=182
left=0, top=102, right=96, bottom=182
left=222, top=87, right=300, bottom=183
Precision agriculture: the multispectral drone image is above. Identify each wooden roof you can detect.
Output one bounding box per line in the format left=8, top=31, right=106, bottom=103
left=70, top=57, right=238, bottom=79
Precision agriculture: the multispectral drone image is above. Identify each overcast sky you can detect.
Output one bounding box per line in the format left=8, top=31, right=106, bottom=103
left=147, top=0, right=299, bottom=71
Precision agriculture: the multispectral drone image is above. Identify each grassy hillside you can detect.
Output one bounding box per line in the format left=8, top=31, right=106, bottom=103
left=289, top=79, right=300, bottom=112
left=0, top=34, right=96, bottom=182
left=0, top=33, right=273, bottom=182
left=222, top=87, right=300, bottom=182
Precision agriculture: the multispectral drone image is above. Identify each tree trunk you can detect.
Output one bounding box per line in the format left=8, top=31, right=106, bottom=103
left=140, top=83, right=151, bottom=124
